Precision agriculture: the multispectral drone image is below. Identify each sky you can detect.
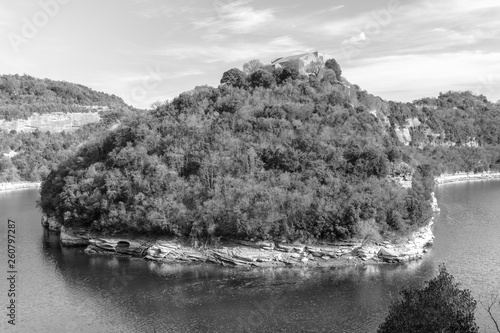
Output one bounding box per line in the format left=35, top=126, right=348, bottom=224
left=0, top=0, right=499, bottom=109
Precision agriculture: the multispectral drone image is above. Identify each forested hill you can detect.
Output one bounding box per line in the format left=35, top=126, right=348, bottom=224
left=389, top=91, right=500, bottom=147
left=38, top=60, right=500, bottom=244
left=0, top=74, right=128, bottom=120
left=385, top=91, right=500, bottom=173
left=0, top=75, right=136, bottom=182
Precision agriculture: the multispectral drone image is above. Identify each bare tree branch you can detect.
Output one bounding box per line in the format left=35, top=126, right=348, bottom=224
left=479, top=294, right=500, bottom=333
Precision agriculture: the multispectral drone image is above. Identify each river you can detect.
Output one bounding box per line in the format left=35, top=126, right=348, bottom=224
left=1, top=180, right=499, bottom=332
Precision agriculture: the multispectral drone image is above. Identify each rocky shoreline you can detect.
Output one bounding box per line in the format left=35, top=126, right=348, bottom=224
left=0, top=182, right=40, bottom=192
left=42, top=214, right=435, bottom=268
left=435, top=171, right=500, bottom=184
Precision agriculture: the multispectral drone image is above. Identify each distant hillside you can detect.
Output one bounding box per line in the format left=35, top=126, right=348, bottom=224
left=0, top=74, right=136, bottom=182
left=0, top=107, right=134, bottom=182
left=386, top=91, right=500, bottom=148
left=0, top=74, right=128, bottom=121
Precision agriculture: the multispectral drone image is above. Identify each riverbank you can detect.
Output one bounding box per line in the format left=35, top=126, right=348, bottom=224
left=43, top=213, right=435, bottom=268
left=435, top=171, right=500, bottom=185
left=0, top=182, right=40, bottom=192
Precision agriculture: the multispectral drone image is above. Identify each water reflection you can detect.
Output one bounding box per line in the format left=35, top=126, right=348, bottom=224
left=42, top=228, right=437, bottom=333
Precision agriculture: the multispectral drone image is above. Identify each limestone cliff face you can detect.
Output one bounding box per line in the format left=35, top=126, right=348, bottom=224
left=394, top=117, right=421, bottom=145
left=0, top=112, right=101, bottom=132
left=391, top=116, right=479, bottom=148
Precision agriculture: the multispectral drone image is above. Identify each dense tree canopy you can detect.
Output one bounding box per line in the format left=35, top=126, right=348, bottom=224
left=325, top=58, right=342, bottom=81
left=220, top=68, right=247, bottom=88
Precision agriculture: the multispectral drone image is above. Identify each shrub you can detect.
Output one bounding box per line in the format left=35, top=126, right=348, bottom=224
left=378, top=265, right=479, bottom=333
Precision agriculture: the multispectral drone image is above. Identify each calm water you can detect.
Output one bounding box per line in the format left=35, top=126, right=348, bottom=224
left=0, top=181, right=499, bottom=333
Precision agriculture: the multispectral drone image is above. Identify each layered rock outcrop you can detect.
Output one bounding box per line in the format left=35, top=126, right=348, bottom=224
left=47, top=220, right=434, bottom=268
left=60, top=227, right=90, bottom=246
left=354, top=221, right=434, bottom=263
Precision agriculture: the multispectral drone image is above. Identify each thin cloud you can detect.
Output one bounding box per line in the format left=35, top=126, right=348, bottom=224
left=127, top=0, right=200, bottom=19
left=158, top=35, right=306, bottom=63
left=322, top=15, right=371, bottom=37
left=341, top=32, right=366, bottom=45
left=120, top=69, right=203, bottom=83
left=136, top=5, right=200, bottom=19
left=135, top=6, right=174, bottom=18
left=325, top=0, right=500, bottom=64
left=440, top=0, right=500, bottom=12
left=192, top=0, right=275, bottom=40
left=329, top=5, right=345, bottom=12
left=345, top=51, right=500, bottom=102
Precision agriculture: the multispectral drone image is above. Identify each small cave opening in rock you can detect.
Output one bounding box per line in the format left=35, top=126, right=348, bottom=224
left=116, top=241, right=131, bottom=248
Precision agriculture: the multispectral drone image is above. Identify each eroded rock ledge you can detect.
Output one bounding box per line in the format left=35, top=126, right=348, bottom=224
left=43, top=214, right=434, bottom=268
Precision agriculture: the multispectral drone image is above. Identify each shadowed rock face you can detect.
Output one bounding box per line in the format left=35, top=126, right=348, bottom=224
left=0, top=112, right=101, bottom=133
left=41, top=214, right=62, bottom=231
